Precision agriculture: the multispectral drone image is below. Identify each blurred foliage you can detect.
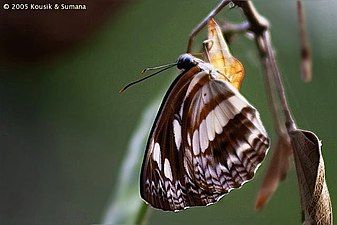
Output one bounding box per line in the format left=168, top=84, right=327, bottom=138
left=0, top=0, right=128, bottom=63
left=1, top=0, right=337, bottom=225
left=101, top=99, right=159, bottom=224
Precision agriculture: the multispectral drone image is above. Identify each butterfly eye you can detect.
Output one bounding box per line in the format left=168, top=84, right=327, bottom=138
left=177, top=53, right=197, bottom=70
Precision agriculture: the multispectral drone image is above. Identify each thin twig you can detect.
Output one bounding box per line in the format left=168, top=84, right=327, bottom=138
left=297, top=0, right=312, bottom=82
left=221, top=21, right=250, bottom=35
left=263, top=31, right=296, bottom=131
left=258, top=38, right=285, bottom=136
left=187, top=0, right=231, bottom=53
left=234, top=1, right=269, bottom=34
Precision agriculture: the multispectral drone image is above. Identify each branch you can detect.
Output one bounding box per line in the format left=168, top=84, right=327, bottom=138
left=187, top=0, right=231, bottom=52
left=222, top=2, right=289, bottom=147
left=235, top=1, right=269, bottom=34
left=221, top=21, right=250, bottom=35
left=231, top=0, right=295, bottom=210
left=233, top=1, right=333, bottom=223
left=234, top=0, right=296, bottom=132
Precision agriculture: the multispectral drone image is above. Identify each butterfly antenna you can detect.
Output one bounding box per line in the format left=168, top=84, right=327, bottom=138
left=141, top=62, right=177, bottom=74
left=119, top=63, right=177, bottom=93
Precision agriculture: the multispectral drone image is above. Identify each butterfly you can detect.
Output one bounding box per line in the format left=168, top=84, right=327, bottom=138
left=139, top=51, right=270, bottom=211
left=119, top=16, right=270, bottom=211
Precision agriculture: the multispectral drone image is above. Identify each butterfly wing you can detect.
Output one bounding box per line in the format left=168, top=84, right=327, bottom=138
left=182, top=70, right=269, bottom=199
left=140, top=66, right=204, bottom=211
left=140, top=64, right=269, bottom=211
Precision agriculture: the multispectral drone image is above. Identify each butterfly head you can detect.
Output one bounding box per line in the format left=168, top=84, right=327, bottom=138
left=120, top=54, right=199, bottom=93
left=177, top=54, right=198, bottom=71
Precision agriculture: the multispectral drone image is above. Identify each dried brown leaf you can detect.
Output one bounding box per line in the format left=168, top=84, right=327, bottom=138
left=255, top=134, right=293, bottom=210
left=289, top=129, right=333, bottom=225
left=206, top=19, right=245, bottom=89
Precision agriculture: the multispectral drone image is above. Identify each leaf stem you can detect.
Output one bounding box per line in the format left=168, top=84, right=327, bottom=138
left=135, top=203, right=150, bottom=225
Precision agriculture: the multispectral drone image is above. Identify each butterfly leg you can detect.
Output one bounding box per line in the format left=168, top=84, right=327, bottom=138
left=187, top=0, right=231, bottom=53
left=202, top=39, right=213, bottom=62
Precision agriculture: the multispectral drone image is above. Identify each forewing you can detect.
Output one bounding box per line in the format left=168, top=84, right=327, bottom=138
left=140, top=67, right=208, bottom=211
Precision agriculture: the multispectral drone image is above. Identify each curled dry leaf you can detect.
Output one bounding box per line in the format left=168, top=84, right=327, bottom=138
left=255, top=133, right=293, bottom=210
left=289, top=129, right=333, bottom=225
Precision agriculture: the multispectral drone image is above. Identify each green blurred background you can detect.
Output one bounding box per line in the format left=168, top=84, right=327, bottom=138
left=1, top=1, right=336, bottom=224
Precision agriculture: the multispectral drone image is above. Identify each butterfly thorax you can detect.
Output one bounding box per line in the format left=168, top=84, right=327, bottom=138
left=177, top=54, right=224, bottom=82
